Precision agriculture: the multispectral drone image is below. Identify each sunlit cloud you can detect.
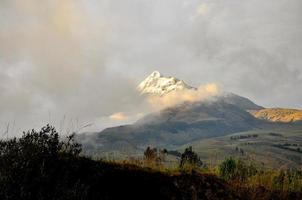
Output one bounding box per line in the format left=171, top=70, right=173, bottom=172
left=196, top=3, right=209, bottom=16
left=146, top=83, right=220, bottom=110
left=109, top=112, right=128, bottom=121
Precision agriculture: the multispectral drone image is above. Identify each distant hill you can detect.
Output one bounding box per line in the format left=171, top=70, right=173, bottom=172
left=249, top=108, right=302, bottom=122
left=181, top=126, right=302, bottom=169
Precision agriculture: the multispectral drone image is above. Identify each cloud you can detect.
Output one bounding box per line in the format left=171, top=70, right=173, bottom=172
left=0, top=0, right=105, bottom=92
left=0, top=0, right=301, bottom=136
left=146, top=83, right=220, bottom=110
left=109, top=112, right=128, bottom=121
left=196, top=3, right=209, bottom=16
left=0, top=0, right=109, bottom=134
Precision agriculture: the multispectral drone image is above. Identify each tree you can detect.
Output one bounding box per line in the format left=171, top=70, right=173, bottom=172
left=144, top=147, right=168, bottom=167
left=0, top=125, right=82, bottom=199
left=159, top=148, right=168, bottom=164
left=144, top=147, right=158, bottom=165
left=179, top=146, right=202, bottom=170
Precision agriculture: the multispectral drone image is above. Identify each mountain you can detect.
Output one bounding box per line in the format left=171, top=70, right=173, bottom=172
left=249, top=108, right=302, bottom=122
left=79, top=96, right=266, bottom=158
left=138, top=71, right=195, bottom=96
left=77, top=71, right=302, bottom=167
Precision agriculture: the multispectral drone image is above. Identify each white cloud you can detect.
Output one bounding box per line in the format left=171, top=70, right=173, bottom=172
left=146, top=83, right=220, bottom=110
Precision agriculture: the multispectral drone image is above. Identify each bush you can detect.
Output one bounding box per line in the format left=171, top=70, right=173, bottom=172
left=0, top=125, right=82, bottom=199
left=219, top=157, right=237, bottom=180
left=144, top=147, right=157, bottom=163
left=272, top=169, right=302, bottom=192
left=144, top=147, right=167, bottom=167
left=219, top=157, right=257, bottom=182
left=179, top=146, right=202, bottom=171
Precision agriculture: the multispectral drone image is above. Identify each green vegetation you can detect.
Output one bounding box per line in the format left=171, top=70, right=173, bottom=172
left=1, top=125, right=302, bottom=200
left=179, top=146, right=203, bottom=171
left=217, top=158, right=302, bottom=195
left=230, top=134, right=258, bottom=140
left=182, top=128, right=302, bottom=168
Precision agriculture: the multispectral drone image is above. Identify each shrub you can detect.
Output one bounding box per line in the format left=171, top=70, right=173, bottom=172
left=219, top=157, right=237, bottom=180
left=144, top=147, right=158, bottom=163
left=179, top=146, right=202, bottom=171
left=143, top=147, right=167, bottom=167
left=0, top=125, right=82, bottom=199
left=219, top=157, right=257, bottom=182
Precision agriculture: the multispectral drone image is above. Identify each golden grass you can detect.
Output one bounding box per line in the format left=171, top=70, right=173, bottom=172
left=249, top=108, right=302, bottom=122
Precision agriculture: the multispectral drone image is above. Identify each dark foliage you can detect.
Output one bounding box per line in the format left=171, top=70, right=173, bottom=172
left=230, top=134, right=258, bottom=140
left=144, top=146, right=168, bottom=166
left=0, top=125, right=236, bottom=200
left=144, top=146, right=157, bottom=162
left=0, top=125, right=82, bottom=200
left=179, top=146, right=203, bottom=170
left=218, top=157, right=257, bottom=181
left=1, top=125, right=301, bottom=200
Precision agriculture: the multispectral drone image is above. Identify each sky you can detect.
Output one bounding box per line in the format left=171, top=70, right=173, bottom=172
left=0, top=0, right=301, bottom=136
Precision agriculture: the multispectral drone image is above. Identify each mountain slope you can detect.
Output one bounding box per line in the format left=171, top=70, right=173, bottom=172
left=221, top=93, right=264, bottom=111
left=182, top=126, right=302, bottom=169
left=79, top=96, right=265, bottom=158
left=249, top=108, right=302, bottom=122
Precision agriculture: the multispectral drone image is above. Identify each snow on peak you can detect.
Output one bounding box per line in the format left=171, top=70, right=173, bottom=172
left=138, top=71, right=196, bottom=96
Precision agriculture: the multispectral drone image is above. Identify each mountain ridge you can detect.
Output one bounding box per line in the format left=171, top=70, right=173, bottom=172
left=77, top=71, right=302, bottom=167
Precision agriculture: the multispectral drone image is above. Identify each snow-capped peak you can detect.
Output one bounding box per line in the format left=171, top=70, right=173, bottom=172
left=138, top=71, right=196, bottom=96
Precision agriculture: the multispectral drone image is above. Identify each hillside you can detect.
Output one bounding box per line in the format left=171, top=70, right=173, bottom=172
left=222, top=93, right=264, bottom=110
left=0, top=126, right=238, bottom=200
left=2, top=126, right=302, bottom=200
left=180, top=125, right=302, bottom=169
left=79, top=96, right=266, bottom=158
left=249, top=108, right=302, bottom=122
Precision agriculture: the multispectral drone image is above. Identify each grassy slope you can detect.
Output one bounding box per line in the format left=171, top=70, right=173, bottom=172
left=80, top=124, right=302, bottom=169
left=249, top=108, right=302, bottom=122
left=183, top=125, right=302, bottom=168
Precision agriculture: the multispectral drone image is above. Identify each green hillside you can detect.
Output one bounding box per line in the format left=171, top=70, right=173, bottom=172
left=182, top=126, right=302, bottom=169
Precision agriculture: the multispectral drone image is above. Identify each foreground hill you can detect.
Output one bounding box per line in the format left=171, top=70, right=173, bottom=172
left=0, top=126, right=238, bottom=200
left=2, top=126, right=301, bottom=200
